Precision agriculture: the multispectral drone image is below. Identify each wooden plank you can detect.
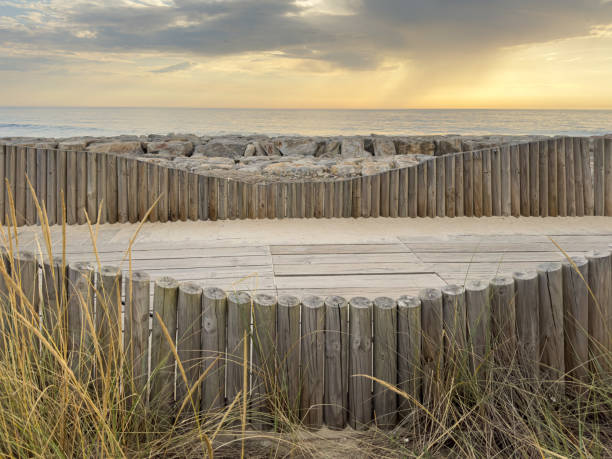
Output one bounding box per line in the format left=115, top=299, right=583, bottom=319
left=529, top=142, right=540, bottom=217
left=417, top=161, right=427, bottom=217
left=257, top=182, right=267, bottom=219
left=513, top=271, right=539, bottom=378
left=137, top=160, right=149, bottom=221
left=348, top=296, right=372, bottom=429
left=148, top=163, right=160, bottom=222
left=15, top=147, right=27, bottom=225
left=442, top=284, right=467, bottom=363
left=399, top=168, right=408, bottom=218
left=586, top=251, right=611, bottom=374
left=343, top=179, right=352, bottom=218
left=67, top=261, right=94, bottom=380
left=489, top=276, right=515, bottom=365
left=267, top=182, right=277, bottom=220
left=208, top=176, right=218, bottom=221
left=501, top=145, right=511, bottom=216
left=324, top=295, right=348, bottom=429
left=389, top=170, right=399, bottom=218
left=117, top=157, right=129, bottom=223
left=95, top=152, right=106, bottom=224
left=510, top=144, right=521, bottom=217
left=565, top=137, right=576, bottom=216
left=168, top=167, right=180, bottom=221
left=444, top=155, right=454, bottom=217
left=464, top=152, right=474, bottom=217
left=157, top=165, right=168, bottom=222
left=562, top=257, right=589, bottom=383
left=435, top=157, right=445, bottom=217
left=275, top=274, right=444, bottom=290
left=491, top=147, right=501, bottom=216
left=519, top=143, right=530, bottom=216
left=427, top=158, right=436, bottom=218
left=47, top=150, right=58, bottom=225
left=473, top=151, right=483, bottom=217
left=420, top=288, right=443, bottom=406
left=226, top=291, right=251, bottom=405
left=573, top=138, right=584, bottom=217
left=380, top=171, right=390, bottom=217
left=86, top=151, right=97, bottom=223
left=351, top=177, right=361, bottom=219
left=408, top=166, right=418, bottom=218
left=180, top=170, right=192, bottom=221
left=482, top=149, right=492, bottom=217
left=397, top=295, right=421, bottom=416
left=270, top=243, right=411, bottom=255
left=581, top=138, right=594, bottom=216
left=537, top=262, right=564, bottom=386
left=247, top=182, right=257, bottom=220
left=538, top=140, right=549, bottom=217
left=373, top=296, right=397, bottom=429
left=76, top=151, right=88, bottom=224
left=239, top=181, right=248, bottom=219
left=41, top=256, right=67, bottom=347
left=313, top=181, right=324, bottom=219
left=300, top=295, right=325, bottom=429
left=606, top=138, right=612, bottom=216
left=465, top=280, right=489, bottom=377
left=252, top=293, right=277, bottom=429
left=105, top=154, right=117, bottom=223
left=25, top=147, right=37, bottom=224
left=277, top=295, right=301, bottom=418
left=557, top=137, right=567, bottom=217
left=324, top=181, right=333, bottom=219
left=94, top=266, right=122, bottom=381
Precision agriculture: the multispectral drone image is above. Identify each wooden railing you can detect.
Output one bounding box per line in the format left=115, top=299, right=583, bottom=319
left=0, top=136, right=610, bottom=226
left=1, top=243, right=611, bottom=429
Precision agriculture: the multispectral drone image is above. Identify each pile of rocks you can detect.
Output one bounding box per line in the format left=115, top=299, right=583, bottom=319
left=0, top=133, right=547, bottom=182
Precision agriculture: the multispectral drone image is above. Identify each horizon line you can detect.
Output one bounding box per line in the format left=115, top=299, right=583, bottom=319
left=2, top=106, right=612, bottom=111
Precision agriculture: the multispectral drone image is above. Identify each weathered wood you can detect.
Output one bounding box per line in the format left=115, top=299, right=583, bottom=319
left=35, top=148, right=46, bottom=224
left=473, top=150, right=483, bottom=217
left=348, top=296, right=372, bottom=429
left=482, top=149, right=492, bottom=217
left=465, top=280, right=489, bottom=376
left=228, top=179, right=238, bottom=220
left=14, top=250, right=39, bottom=326
left=373, top=296, right=397, bottom=429
left=513, top=271, right=539, bottom=378
left=397, top=295, right=421, bottom=415
left=117, top=157, right=129, bottom=223
left=41, top=256, right=67, bottom=347
left=529, top=142, right=540, bottom=217
left=586, top=251, right=611, bottom=374
left=137, top=160, right=149, bottom=221
left=435, top=157, right=445, bottom=217
left=389, top=170, right=399, bottom=218
left=557, top=137, right=567, bottom=217
left=277, top=295, right=300, bottom=418
left=538, top=140, right=549, bottom=217
left=0, top=146, right=5, bottom=225
left=417, top=161, right=427, bottom=217
left=158, top=165, right=169, bottom=222
left=510, top=144, right=521, bottom=217
left=335, top=179, right=345, bottom=218
left=239, top=181, right=248, bottom=219
left=252, top=293, right=277, bottom=429
left=67, top=262, right=94, bottom=380
left=301, top=295, right=325, bottom=429
left=441, top=284, right=467, bottom=363
left=226, top=291, right=251, bottom=404
left=444, top=155, right=455, bottom=217
left=201, top=287, right=227, bottom=410
left=324, top=295, right=348, bottom=429
left=3, top=146, right=15, bottom=225
left=188, top=171, right=198, bottom=221
left=303, top=181, right=313, bottom=218
left=94, top=265, right=122, bottom=379
left=95, top=152, right=106, bottom=224
left=124, top=271, right=150, bottom=405
left=256, top=182, right=266, bottom=219
left=573, top=138, right=584, bottom=217
left=150, top=277, right=179, bottom=411
left=25, top=147, right=37, bottom=224
left=427, top=158, right=436, bottom=218
left=86, top=152, right=97, bottom=223
left=247, top=182, right=257, bottom=219
left=267, top=182, right=277, bottom=219
left=343, top=179, right=352, bottom=218
left=491, top=147, right=501, bottom=216
left=168, top=167, right=180, bottom=221
left=324, top=181, right=333, bottom=218
left=313, top=181, right=323, bottom=219
left=537, top=262, right=564, bottom=384
left=148, top=163, right=160, bottom=222
left=581, top=138, right=594, bottom=216
left=519, top=143, right=530, bottom=216
left=548, top=138, right=558, bottom=216
left=565, top=138, right=576, bottom=216
left=501, top=145, right=511, bottom=216
left=380, top=171, right=390, bottom=217
left=420, top=288, right=443, bottom=406
left=489, top=276, right=516, bottom=364
left=606, top=138, right=612, bottom=216
left=76, top=151, right=88, bottom=224
left=180, top=170, right=191, bottom=221
left=562, top=256, right=589, bottom=383
left=105, top=154, right=117, bottom=223
left=408, top=166, right=418, bottom=218
left=399, top=168, right=408, bottom=218
left=295, top=182, right=304, bottom=218
left=15, top=147, right=27, bottom=225
left=208, top=176, right=218, bottom=221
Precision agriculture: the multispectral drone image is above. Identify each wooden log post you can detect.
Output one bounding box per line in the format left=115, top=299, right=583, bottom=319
left=150, top=277, right=179, bottom=412
left=6, top=146, right=16, bottom=224
left=397, top=295, right=421, bottom=416
left=180, top=170, right=192, bottom=221
left=491, top=147, right=501, bottom=216
left=94, top=266, right=122, bottom=380
left=117, top=157, right=129, bottom=223
left=257, top=182, right=267, bottom=219
left=239, top=181, right=248, bottom=219
left=389, top=171, right=399, bottom=218
left=427, top=158, right=436, bottom=218
left=124, top=271, right=150, bottom=407
left=548, top=138, right=558, bottom=217
left=538, top=140, right=549, bottom=217
left=325, top=181, right=333, bottom=218
left=537, top=262, right=564, bottom=386
left=324, top=295, right=348, bottom=429
left=301, top=295, right=325, bottom=429
left=510, top=144, right=521, bottom=217
left=15, top=147, right=27, bottom=226
left=86, top=151, right=97, bottom=223
left=266, top=181, right=277, bottom=220
left=513, top=271, right=539, bottom=378
left=373, top=297, right=397, bottom=429
left=228, top=179, right=238, bottom=220
left=465, top=280, right=490, bottom=377
left=581, top=138, right=594, bottom=216
left=176, top=282, right=203, bottom=411
left=557, top=137, right=567, bottom=217
left=435, top=156, right=445, bottom=217
left=519, top=143, right=530, bottom=216
left=137, top=160, right=149, bottom=221
left=441, top=284, right=467, bottom=366
left=562, top=256, right=589, bottom=383
left=75, top=150, right=87, bottom=224
left=157, top=165, right=169, bottom=222
left=420, top=288, right=443, bottom=406
left=380, top=171, right=390, bottom=218
left=252, top=293, right=277, bottom=429
left=41, top=256, right=67, bottom=347
left=606, top=138, right=612, bottom=216
left=67, top=262, right=94, bottom=380
left=25, top=147, right=37, bottom=224
left=207, top=176, right=218, bottom=221
left=168, top=167, right=180, bottom=221
left=54, top=149, right=66, bottom=224
left=399, top=168, right=408, bottom=218
left=586, top=251, right=611, bottom=374
left=444, top=155, right=455, bottom=217
left=226, top=291, right=251, bottom=405
left=35, top=148, right=46, bottom=224
left=529, top=142, right=540, bottom=217
left=348, top=296, right=372, bottom=430
left=313, top=181, right=324, bottom=219
left=358, top=177, right=368, bottom=218
left=408, top=166, right=418, bottom=217
left=417, top=162, right=427, bottom=217
left=277, top=295, right=301, bottom=418
left=246, top=182, right=257, bottom=220
left=368, top=176, right=378, bottom=218
left=454, top=156, right=464, bottom=217
left=201, top=287, right=227, bottom=411
left=0, top=146, right=5, bottom=225
left=105, top=154, right=118, bottom=224
left=573, top=138, right=584, bottom=217
left=473, top=150, right=483, bottom=217
left=501, top=145, right=511, bottom=216
left=565, top=137, right=576, bottom=216
left=14, top=251, right=39, bottom=338
left=148, top=163, right=160, bottom=222
left=95, top=152, right=106, bottom=224
left=482, top=149, right=492, bottom=217
left=188, top=170, right=198, bottom=221
left=489, top=276, right=516, bottom=365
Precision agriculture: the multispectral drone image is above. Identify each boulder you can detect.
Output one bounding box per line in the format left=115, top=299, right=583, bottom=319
left=341, top=137, right=370, bottom=158
left=59, top=139, right=95, bottom=151
left=87, top=141, right=143, bottom=155
left=193, top=138, right=247, bottom=159
left=362, top=160, right=393, bottom=176
left=436, top=136, right=462, bottom=155
left=244, top=144, right=257, bottom=157
left=34, top=142, right=59, bottom=149
left=373, top=137, right=396, bottom=156
left=273, top=137, right=323, bottom=156
left=254, top=141, right=282, bottom=156
left=330, top=163, right=361, bottom=177
left=317, top=140, right=341, bottom=157
left=146, top=141, right=193, bottom=157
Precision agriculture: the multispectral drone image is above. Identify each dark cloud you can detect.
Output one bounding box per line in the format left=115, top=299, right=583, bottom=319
left=1, top=0, right=611, bottom=70
left=151, top=61, right=195, bottom=73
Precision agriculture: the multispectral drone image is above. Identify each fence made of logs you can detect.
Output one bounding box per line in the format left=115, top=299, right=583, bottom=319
left=1, top=244, right=611, bottom=430
left=0, top=136, right=611, bottom=226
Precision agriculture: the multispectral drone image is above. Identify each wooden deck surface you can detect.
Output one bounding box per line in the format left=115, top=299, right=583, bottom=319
left=14, top=217, right=612, bottom=299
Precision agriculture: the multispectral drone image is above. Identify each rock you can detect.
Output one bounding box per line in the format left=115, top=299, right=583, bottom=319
left=34, top=142, right=59, bottom=149
left=244, top=144, right=256, bottom=157
left=436, top=136, right=462, bottom=155
left=274, top=137, right=323, bottom=156
left=373, top=137, right=396, bottom=156
left=59, top=139, right=94, bottom=151
left=256, top=141, right=282, bottom=156
left=317, top=140, right=341, bottom=157
left=330, top=163, right=361, bottom=177
left=146, top=141, right=193, bottom=157
left=341, top=137, right=370, bottom=158
left=362, top=160, right=393, bottom=175
left=193, top=138, right=248, bottom=159
left=87, top=141, right=143, bottom=155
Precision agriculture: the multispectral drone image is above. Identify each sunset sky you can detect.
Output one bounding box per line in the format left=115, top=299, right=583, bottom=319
left=1, top=0, right=612, bottom=109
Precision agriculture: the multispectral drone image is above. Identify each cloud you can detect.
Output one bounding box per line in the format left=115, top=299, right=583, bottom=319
left=151, top=61, right=195, bottom=73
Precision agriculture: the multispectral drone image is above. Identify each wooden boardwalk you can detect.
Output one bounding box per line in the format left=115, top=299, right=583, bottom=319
left=14, top=217, right=612, bottom=299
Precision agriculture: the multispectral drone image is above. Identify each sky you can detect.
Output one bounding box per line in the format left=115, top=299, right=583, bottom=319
left=1, top=0, right=612, bottom=109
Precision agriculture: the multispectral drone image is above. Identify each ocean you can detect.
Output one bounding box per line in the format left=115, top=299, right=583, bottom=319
left=1, top=107, right=611, bottom=138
